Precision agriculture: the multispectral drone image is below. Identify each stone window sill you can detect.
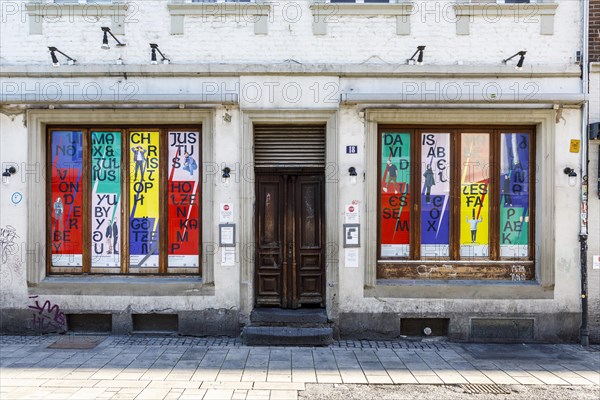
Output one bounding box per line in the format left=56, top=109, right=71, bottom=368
left=453, top=3, right=559, bottom=35
left=309, top=3, right=414, bottom=35
left=28, top=276, right=215, bottom=296
left=167, top=3, right=271, bottom=35
left=366, top=279, right=554, bottom=299
left=25, top=2, right=129, bottom=35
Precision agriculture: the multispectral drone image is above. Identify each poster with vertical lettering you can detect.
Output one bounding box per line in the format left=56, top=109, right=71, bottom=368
left=420, top=133, right=451, bottom=257
left=380, top=132, right=411, bottom=257
left=500, top=133, right=530, bottom=257
left=91, top=132, right=121, bottom=269
left=168, top=131, right=200, bottom=269
left=129, top=131, right=160, bottom=270
left=460, top=133, right=489, bottom=257
left=50, top=131, right=83, bottom=267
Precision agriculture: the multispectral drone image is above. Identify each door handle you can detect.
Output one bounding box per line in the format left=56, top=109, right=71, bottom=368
left=288, top=242, right=293, bottom=258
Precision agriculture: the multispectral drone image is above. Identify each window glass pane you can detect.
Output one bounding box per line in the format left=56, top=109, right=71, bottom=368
left=380, top=132, right=411, bottom=257
left=500, top=133, right=530, bottom=257
left=420, top=133, right=450, bottom=257
left=91, top=131, right=121, bottom=271
left=460, top=133, right=489, bottom=257
left=50, top=131, right=83, bottom=268
left=168, top=131, right=201, bottom=271
left=129, top=131, right=160, bottom=271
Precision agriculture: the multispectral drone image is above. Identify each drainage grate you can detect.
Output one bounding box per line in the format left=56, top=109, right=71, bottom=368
left=459, top=384, right=511, bottom=395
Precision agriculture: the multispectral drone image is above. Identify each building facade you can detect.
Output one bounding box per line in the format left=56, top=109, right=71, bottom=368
left=587, top=0, right=600, bottom=344
left=0, top=0, right=593, bottom=342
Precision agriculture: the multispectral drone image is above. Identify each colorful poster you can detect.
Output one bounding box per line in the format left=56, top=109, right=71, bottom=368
left=91, top=132, right=121, bottom=270
left=500, top=133, right=530, bottom=257
left=460, top=133, right=489, bottom=257
left=50, top=131, right=83, bottom=267
left=129, top=131, right=160, bottom=270
left=380, top=132, right=411, bottom=257
left=168, top=131, right=201, bottom=269
left=420, top=133, right=450, bottom=257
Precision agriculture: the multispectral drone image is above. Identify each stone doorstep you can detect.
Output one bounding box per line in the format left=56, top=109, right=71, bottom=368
left=242, top=326, right=334, bottom=347
left=250, top=309, right=328, bottom=325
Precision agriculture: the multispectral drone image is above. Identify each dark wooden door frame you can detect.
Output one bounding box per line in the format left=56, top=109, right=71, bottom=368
left=254, top=169, right=326, bottom=309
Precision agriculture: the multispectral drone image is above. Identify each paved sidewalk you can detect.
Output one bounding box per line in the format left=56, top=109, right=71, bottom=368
left=0, top=335, right=598, bottom=400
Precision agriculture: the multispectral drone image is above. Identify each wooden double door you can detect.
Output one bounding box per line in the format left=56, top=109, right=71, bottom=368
left=255, top=171, right=325, bottom=308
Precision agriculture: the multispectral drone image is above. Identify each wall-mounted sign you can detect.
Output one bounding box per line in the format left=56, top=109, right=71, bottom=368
left=345, top=248, right=359, bottom=268
left=221, top=247, right=236, bottom=266
left=219, top=224, right=236, bottom=247
left=220, top=203, right=234, bottom=223
left=593, top=255, right=600, bottom=270
left=344, top=204, right=359, bottom=223
left=346, top=146, right=358, bottom=154
left=570, top=139, right=581, bottom=153
left=343, top=223, right=360, bottom=248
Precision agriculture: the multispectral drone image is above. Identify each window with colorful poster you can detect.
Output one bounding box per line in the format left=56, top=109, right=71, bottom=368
left=129, top=131, right=160, bottom=271
left=50, top=130, right=84, bottom=268
left=420, top=133, right=451, bottom=258
left=460, top=133, right=490, bottom=258
left=380, top=132, right=411, bottom=258
left=47, top=126, right=203, bottom=276
left=168, top=131, right=201, bottom=272
left=500, top=133, right=530, bottom=258
left=91, top=131, right=121, bottom=271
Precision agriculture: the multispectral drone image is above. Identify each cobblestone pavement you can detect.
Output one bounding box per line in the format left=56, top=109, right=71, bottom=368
left=0, top=335, right=598, bottom=400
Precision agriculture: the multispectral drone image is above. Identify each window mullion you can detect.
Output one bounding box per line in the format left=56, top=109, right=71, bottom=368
left=122, top=129, right=130, bottom=274
left=450, top=130, right=460, bottom=260
left=82, top=128, right=91, bottom=273
left=412, top=129, right=420, bottom=260
left=159, top=128, right=168, bottom=274
left=489, top=130, right=500, bottom=261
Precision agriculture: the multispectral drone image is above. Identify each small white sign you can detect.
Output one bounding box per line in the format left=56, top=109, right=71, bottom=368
left=345, top=248, right=359, bottom=268
left=344, top=204, right=359, bottom=223
left=220, top=203, right=234, bottom=223
left=221, top=247, right=236, bottom=266
left=220, top=226, right=235, bottom=246
left=593, top=255, right=600, bottom=270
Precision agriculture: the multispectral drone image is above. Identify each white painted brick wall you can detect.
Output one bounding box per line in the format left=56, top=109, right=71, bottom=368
left=0, top=0, right=582, bottom=66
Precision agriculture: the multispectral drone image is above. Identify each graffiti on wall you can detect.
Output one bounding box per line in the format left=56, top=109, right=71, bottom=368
left=28, top=296, right=66, bottom=333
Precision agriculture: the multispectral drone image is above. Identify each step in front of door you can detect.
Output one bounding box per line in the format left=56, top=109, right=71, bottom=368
left=250, top=308, right=328, bottom=325
left=242, top=326, right=333, bottom=346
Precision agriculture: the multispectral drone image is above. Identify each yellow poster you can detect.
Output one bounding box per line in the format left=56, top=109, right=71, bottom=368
left=460, top=133, right=489, bottom=257
left=129, top=131, right=160, bottom=270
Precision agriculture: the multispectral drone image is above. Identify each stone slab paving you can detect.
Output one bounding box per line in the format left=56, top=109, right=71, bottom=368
left=0, top=335, right=598, bottom=399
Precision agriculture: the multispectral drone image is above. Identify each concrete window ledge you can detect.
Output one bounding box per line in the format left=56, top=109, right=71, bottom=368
left=309, top=3, right=414, bottom=35
left=366, top=279, right=554, bottom=299
left=453, top=3, right=559, bottom=35
left=167, top=2, right=271, bottom=35
left=25, top=2, right=128, bottom=35
left=28, top=276, right=215, bottom=297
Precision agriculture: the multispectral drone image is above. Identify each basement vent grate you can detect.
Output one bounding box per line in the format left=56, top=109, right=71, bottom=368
left=459, top=384, right=511, bottom=395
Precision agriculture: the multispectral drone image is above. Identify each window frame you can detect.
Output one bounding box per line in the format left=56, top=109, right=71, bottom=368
left=46, top=125, right=203, bottom=277
left=376, top=125, right=536, bottom=280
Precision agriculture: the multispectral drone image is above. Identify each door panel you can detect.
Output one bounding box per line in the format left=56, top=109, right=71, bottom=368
left=255, top=175, right=284, bottom=307
left=255, top=172, right=325, bottom=308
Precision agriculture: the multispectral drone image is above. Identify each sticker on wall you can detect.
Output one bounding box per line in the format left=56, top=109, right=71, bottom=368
left=168, top=131, right=201, bottom=269
left=11, top=192, right=22, bottom=205
left=420, top=133, right=451, bottom=257
left=569, top=139, right=581, bottom=153
left=220, top=203, right=234, bottom=223
left=344, top=204, right=359, bottom=224
left=129, top=131, right=160, bottom=270
left=91, top=131, right=122, bottom=270
left=500, top=133, right=530, bottom=257
left=380, top=132, right=410, bottom=257
left=593, top=255, right=600, bottom=270
left=50, top=131, right=83, bottom=268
